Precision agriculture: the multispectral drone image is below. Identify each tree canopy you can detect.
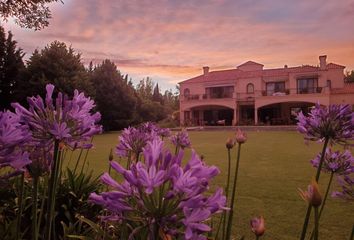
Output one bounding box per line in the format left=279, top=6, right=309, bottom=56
left=0, top=26, right=25, bottom=110
left=0, top=0, right=61, bottom=30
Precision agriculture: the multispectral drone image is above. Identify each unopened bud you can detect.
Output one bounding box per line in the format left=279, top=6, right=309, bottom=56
left=250, top=216, right=265, bottom=237
left=235, top=129, right=247, bottom=144
left=298, top=180, right=322, bottom=207
left=109, top=149, right=114, bottom=161
left=226, top=138, right=235, bottom=149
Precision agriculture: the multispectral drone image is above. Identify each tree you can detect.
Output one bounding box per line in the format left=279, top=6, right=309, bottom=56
left=22, top=41, right=93, bottom=99
left=345, top=70, right=354, bottom=83
left=136, top=77, right=154, bottom=100
left=152, top=83, right=162, bottom=103
left=90, top=59, right=138, bottom=130
left=0, top=0, right=62, bottom=30
left=0, top=26, right=25, bottom=110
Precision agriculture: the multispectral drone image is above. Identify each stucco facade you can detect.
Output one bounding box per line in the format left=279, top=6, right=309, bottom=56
left=179, top=55, right=354, bottom=126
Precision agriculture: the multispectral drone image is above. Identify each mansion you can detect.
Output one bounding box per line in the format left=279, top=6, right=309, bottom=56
left=179, top=55, right=354, bottom=126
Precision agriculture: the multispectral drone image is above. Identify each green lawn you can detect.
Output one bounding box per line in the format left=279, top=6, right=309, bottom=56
left=67, top=130, right=353, bottom=240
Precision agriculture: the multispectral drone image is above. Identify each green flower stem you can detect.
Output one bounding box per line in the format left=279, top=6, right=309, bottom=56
left=45, top=140, right=60, bottom=240
left=225, top=143, right=242, bottom=240
left=73, top=148, right=84, bottom=175
left=16, top=172, right=25, bottom=240
left=314, top=207, right=319, bottom=240
left=256, top=236, right=260, bottom=240
left=350, top=225, right=354, bottom=240
left=32, top=176, right=39, bottom=240
left=309, top=171, right=334, bottom=240
left=80, top=137, right=94, bottom=174
left=215, top=148, right=232, bottom=239
left=37, top=178, right=47, bottom=237
left=223, top=148, right=232, bottom=239
left=300, top=137, right=329, bottom=240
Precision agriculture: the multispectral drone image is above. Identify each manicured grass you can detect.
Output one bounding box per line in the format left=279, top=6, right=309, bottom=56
left=66, top=130, right=353, bottom=240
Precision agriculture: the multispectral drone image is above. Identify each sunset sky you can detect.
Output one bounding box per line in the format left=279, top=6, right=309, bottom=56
left=3, top=0, right=354, bottom=91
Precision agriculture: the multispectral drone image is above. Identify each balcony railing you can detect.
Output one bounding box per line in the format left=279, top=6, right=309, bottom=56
left=296, top=87, right=323, bottom=94
left=184, top=87, right=327, bottom=101
left=183, top=93, right=235, bottom=101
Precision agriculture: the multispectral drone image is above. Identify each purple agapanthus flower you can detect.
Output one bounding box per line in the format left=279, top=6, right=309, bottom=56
left=332, top=175, right=354, bottom=201
left=296, top=104, right=353, bottom=145
left=170, top=130, right=191, bottom=149
left=115, top=126, right=157, bottom=158
left=0, top=111, right=31, bottom=171
left=89, top=137, right=225, bottom=239
left=0, top=111, right=31, bottom=183
left=12, top=84, right=102, bottom=148
left=311, top=148, right=354, bottom=175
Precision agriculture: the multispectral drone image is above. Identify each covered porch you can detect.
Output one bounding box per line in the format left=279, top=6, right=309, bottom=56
left=256, top=102, right=315, bottom=125
left=183, top=105, right=235, bottom=126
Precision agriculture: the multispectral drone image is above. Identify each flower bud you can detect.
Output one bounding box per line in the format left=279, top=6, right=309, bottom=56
left=250, top=216, right=265, bottom=237
left=109, top=149, right=114, bottom=161
left=298, top=180, right=322, bottom=207
left=235, top=129, right=247, bottom=144
left=226, top=138, right=235, bottom=149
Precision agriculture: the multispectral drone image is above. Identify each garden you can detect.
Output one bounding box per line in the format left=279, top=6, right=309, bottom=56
left=0, top=85, right=353, bottom=239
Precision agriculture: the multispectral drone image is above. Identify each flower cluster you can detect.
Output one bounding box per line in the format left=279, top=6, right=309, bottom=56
left=332, top=175, right=354, bottom=201
left=116, top=122, right=170, bottom=158
left=311, top=148, right=354, bottom=175
left=296, top=104, right=354, bottom=145
left=90, top=138, right=226, bottom=239
left=0, top=111, right=31, bottom=176
left=170, top=130, right=191, bottom=150
left=12, top=84, right=102, bottom=148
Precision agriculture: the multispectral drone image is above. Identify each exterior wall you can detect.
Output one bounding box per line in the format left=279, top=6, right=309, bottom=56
left=330, top=93, right=354, bottom=105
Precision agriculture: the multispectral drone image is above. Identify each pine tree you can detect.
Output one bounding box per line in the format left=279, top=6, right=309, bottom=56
left=0, top=26, right=25, bottom=110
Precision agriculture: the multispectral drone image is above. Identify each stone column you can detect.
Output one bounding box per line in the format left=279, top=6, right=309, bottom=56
left=233, top=104, right=237, bottom=126
left=180, top=110, right=184, bottom=126
left=254, top=107, right=258, bottom=125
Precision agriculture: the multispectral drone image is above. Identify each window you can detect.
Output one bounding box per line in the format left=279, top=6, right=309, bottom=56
left=266, top=82, right=285, bottom=95
left=206, top=86, right=234, bottom=98
left=297, top=78, right=318, bottom=94
left=327, top=80, right=332, bottom=89
left=247, top=83, right=254, bottom=93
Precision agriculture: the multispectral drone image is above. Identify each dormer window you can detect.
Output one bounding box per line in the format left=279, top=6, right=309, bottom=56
left=247, top=83, right=254, bottom=93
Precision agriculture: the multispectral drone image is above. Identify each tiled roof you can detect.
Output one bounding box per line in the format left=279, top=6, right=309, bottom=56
left=331, top=83, right=354, bottom=94
left=180, top=65, right=322, bottom=84
left=326, top=63, right=345, bottom=69
left=237, top=61, right=264, bottom=67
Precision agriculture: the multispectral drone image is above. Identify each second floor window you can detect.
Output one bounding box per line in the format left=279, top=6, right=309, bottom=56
left=247, top=83, right=254, bottom=93
left=297, top=78, right=318, bottom=94
left=206, top=86, right=234, bottom=98
left=266, top=82, right=285, bottom=95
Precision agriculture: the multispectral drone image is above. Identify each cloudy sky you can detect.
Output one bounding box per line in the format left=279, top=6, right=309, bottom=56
left=3, top=0, right=354, bottom=90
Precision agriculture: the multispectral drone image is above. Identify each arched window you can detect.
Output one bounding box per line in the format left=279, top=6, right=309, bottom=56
left=247, top=83, right=254, bottom=93
left=184, top=88, right=190, bottom=97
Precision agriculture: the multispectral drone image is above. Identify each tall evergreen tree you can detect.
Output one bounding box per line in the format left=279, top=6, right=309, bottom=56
left=0, top=26, right=25, bottom=110
left=152, top=83, right=162, bottom=103
left=90, top=59, right=138, bottom=130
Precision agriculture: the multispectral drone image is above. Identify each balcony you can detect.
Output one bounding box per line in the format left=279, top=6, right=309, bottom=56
left=183, top=93, right=235, bottom=101
left=297, top=87, right=323, bottom=94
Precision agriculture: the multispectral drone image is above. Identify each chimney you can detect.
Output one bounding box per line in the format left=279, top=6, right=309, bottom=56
left=203, top=66, right=209, bottom=75
left=319, top=55, right=327, bottom=70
